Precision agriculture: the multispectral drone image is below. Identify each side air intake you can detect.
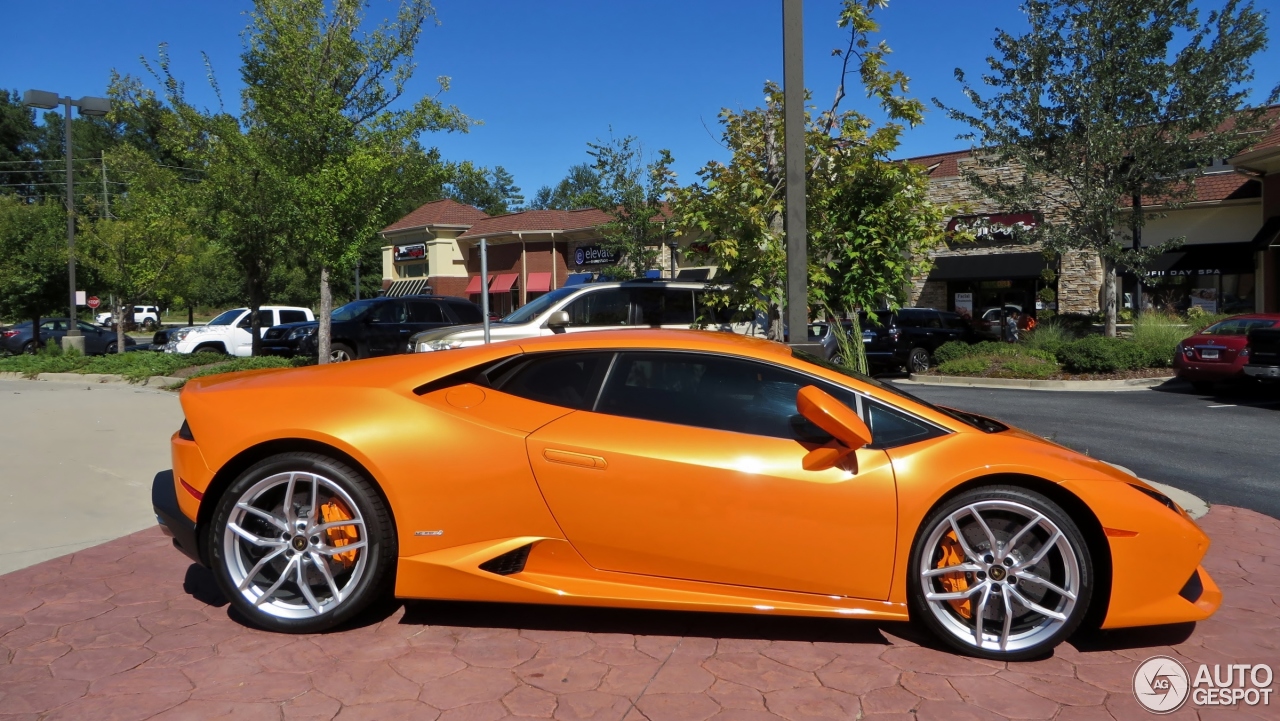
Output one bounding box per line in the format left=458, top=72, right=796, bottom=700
left=479, top=544, right=533, bottom=576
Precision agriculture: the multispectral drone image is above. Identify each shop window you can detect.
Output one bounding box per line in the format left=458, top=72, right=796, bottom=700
left=398, top=262, right=427, bottom=278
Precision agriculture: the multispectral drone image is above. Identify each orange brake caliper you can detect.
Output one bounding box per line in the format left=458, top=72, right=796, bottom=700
left=937, top=531, right=972, bottom=619
left=320, top=500, right=360, bottom=568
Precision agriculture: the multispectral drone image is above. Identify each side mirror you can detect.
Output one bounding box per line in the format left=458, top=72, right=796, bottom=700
left=545, top=310, right=571, bottom=333
left=795, top=385, right=873, bottom=471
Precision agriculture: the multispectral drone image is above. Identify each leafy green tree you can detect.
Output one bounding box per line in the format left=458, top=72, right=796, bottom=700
left=0, top=197, right=66, bottom=349
left=938, top=0, right=1278, bottom=336
left=0, top=90, right=41, bottom=200
left=589, top=136, right=674, bottom=279
left=529, top=163, right=604, bottom=210
left=671, top=0, right=947, bottom=342
left=445, top=161, right=523, bottom=215
left=81, top=146, right=197, bottom=352
left=239, top=0, right=472, bottom=361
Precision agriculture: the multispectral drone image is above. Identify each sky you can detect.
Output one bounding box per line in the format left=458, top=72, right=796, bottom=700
left=3, top=0, right=1278, bottom=200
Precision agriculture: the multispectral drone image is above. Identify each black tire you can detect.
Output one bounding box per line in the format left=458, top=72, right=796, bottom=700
left=907, top=347, right=931, bottom=374
left=908, top=485, right=1093, bottom=661
left=105, top=342, right=118, bottom=355
left=207, top=452, right=396, bottom=633
left=142, top=318, right=157, bottom=331
left=193, top=343, right=228, bottom=355
left=330, top=342, right=356, bottom=363
left=22, top=340, right=38, bottom=354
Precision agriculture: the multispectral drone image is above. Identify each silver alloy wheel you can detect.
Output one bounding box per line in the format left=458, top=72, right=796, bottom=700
left=909, top=348, right=930, bottom=373
left=919, top=499, right=1080, bottom=654
left=330, top=348, right=353, bottom=362
left=222, top=471, right=368, bottom=620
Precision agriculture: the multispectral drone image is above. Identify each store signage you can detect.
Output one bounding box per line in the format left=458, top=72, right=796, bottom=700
left=575, top=244, right=619, bottom=266
left=946, top=213, right=1039, bottom=241
left=954, top=292, right=973, bottom=316
left=394, top=243, right=426, bottom=261
left=1145, top=268, right=1223, bottom=277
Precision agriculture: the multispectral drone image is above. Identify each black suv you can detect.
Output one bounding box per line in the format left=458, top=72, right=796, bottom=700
left=262, top=295, right=484, bottom=362
left=860, top=308, right=971, bottom=372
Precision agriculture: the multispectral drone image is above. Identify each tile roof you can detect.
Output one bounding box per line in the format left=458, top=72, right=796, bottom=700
left=458, top=208, right=615, bottom=239
left=904, top=149, right=971, bottom=178
left=381, top=199, right=489, bottom=233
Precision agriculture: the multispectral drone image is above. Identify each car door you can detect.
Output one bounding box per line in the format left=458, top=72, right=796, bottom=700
left=365, top=300, right=405, bottom=356
left=39, top=319, right=67, bottom=348
left=231, top=310, right=270, bottom=356
left=561, top=288, right=632, bottom=334
left=77, top=321, right=107, bottom=353
left=523, top=350, right=899, bottom=600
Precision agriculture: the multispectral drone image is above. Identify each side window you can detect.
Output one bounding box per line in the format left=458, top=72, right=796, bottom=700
left=448, top=302, right=484, bottom=324
left=40, top=320, right=60, bottom=331
left=864, top=400, right=939, bottom=449
left=634, top=288, right=695, bottom=326
left=924, top=313, right=943, bottom=329
left=495, top=352, right=612, bottom=410
left=942, top=314, right=967, bottom=330
left=692, top=291, right=738, bottom=324
left=596, top=352, right=857, bottom=440
left=370, top=302, right=404, bottom=324
left=236, top=313, right=253, bottom=329
left=278, top=310, right=308, bottom=325
left=566, top=289, right=630, bottom=326
left=406, top=301, right=445, bottom=323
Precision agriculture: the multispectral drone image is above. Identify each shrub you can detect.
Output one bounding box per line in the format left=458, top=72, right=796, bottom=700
left=932, top=340, right=974, bottom=365
left=1056, top=335, right=1154, bottom=373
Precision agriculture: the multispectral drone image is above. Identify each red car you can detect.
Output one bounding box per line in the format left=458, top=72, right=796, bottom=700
left=1174, top=313, right=1280, bottom=390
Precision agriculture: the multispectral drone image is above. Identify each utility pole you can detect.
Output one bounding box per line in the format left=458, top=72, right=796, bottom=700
left=480, top=239, right=491, bottom=344
left=100, top=151, right=109, bottom=219
left=783, top=0, right=819, bottom=352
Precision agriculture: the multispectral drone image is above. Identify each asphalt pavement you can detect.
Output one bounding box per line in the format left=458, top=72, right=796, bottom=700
left=895, top=378, right=1280, bottom=519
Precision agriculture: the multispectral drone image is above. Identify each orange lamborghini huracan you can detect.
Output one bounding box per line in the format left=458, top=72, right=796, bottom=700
left=152, top=330, right=1219, bottom=660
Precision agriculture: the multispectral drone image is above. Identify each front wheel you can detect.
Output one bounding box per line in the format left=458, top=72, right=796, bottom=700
left=105, top=342, right=118, bottom=354
left=908, top=486, right=1092, bottom=660
left=208, top=452, right=396, bottom=633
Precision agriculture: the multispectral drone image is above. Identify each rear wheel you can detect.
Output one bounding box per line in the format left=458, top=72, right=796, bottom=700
left=105, top=342, right=118, bottom=354
left=908, top=347, right=931, bottom=373
left=330, top=342, right=356, bottom=363
left=208, top=452, right=396, bottom=633
left=908, top=486, right=1092, bottom=660
left=22, top=340, right=38, bottom=354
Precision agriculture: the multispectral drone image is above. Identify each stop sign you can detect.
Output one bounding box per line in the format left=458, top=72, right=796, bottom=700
left=87, top=296, right=101, bottom=309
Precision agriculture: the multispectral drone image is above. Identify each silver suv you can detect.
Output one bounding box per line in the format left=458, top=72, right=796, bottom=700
left=409, top=280, right=761, bottom=352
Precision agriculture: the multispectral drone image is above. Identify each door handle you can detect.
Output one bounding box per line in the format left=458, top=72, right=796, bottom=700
left=543, top=449, right=608, bottom=470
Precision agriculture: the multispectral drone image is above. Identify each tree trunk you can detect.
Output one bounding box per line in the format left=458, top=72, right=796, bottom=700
left=248, top=264, right=264, bottom=357
left=31, top=314, right=41, bottom=351
left=1102, top=256, right=1117, bottom=338
left=188, top=306, right=194, bottom=326
left=318, top=265, right=332, bottom=364
left=116, top=299, right=128, bottom=354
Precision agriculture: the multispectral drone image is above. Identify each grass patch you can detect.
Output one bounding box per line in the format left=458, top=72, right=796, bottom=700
left=0, top=350, right=308, bottom=383
left=934, top=344, right=1061, bottom=379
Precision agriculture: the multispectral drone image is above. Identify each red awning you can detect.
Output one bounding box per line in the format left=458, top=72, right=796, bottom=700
left=525, top=272, right=551, bottom=293
left=464, top=275, right=489, bottom=294
left=491, top=273, right=519, bottom=292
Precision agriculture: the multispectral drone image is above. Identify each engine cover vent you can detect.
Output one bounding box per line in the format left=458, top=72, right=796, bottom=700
left=479, top=544, right=533, bottom=576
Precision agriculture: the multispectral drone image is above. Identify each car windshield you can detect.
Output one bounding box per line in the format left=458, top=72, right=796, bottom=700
left=790, top=349, right=1005, bottom=433
left=1202, top=318, right=1276, bottom=336
left=501, top=286, right=579, bottom=324
left=331, top=300, right=378, bottom=322
left=207, top=309, right=246, bottom=325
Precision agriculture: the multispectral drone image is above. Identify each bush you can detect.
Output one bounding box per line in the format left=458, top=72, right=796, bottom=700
left=1055, top=335, right=1155, bottom=373
left=932, top=341, right=974, bottom=365
left=1002, top=360, right=1058, bottom=379
left=934, top=345, right=1061, bottom=379
left=937, top=357, right=989, bottom=376
left=0, top=350, right=257, bottom=381
left=1023, top=321, right=1075, bottom=359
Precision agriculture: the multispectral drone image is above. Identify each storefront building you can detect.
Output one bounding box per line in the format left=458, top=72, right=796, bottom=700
left=909, top=108, right=1280, bottom=318
left=379, top=201, right=693, bottom=314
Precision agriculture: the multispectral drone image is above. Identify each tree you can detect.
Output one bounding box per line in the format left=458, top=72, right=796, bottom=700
left=240, top=0, right=472, bottom=362
left=938, top=0, right=1277, bottom=336
left=589, top=136, right=674, bottom=279
left=528, top=163, right=604, bottom=210
left=0, top=90, right=41, bottom=200
left=445, top=161, right=523, bottom=215
left=0, top=197, right=66, bottom=350
left=671, top=0, right=947, bottom=342
left=81, top=146, right=196, bottom=352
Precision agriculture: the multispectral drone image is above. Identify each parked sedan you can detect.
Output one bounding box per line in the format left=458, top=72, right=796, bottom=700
left=1, top=319, right=136, bottom=355
left=1174, top=314, right=1280, bottom=391
left=262, top=295, right=484, bottom=362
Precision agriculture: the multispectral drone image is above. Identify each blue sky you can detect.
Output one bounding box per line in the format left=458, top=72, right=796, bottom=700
left=4, top=1, right=1277, bottom=198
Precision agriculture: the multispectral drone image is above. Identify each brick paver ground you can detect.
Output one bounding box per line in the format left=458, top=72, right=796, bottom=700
left=2, top=505, right=1278, bottom=720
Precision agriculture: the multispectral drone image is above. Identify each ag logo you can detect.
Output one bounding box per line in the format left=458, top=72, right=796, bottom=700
left=1134, top=655, right=1190, bottom=713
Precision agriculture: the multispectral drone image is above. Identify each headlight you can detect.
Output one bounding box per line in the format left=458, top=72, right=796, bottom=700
left=1128, top=483, right=1182, bottom=514
left=418, top=339, right=465, bottom=352
left=287, top=326, right=317, bottom=340
left=172, top=329, right=191, bottom=342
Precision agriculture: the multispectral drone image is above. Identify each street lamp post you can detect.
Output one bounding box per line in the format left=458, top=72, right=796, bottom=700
left=22, top=90, right=111, bottom=353
left=782, top=0, right=821, bottom=353
left=666, top=239, right=679, bottom=278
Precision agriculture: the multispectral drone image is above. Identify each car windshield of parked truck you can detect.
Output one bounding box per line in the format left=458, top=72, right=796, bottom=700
left=207, top=309, right=246, bottom=325
left=502, top=286, right=578, bottom=324
left=1203, top=318, right=1276, bottom=336
left=331, top=300, right=379, bottom=322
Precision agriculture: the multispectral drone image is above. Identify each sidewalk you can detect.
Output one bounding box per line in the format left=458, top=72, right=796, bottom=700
left=1, top=505, right=1276, bottom=720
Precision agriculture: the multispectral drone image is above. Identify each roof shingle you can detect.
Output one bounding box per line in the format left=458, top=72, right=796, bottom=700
left=381, top=199, right=489, bottom=233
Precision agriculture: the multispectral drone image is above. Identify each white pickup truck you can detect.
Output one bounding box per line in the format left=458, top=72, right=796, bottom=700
left=165, top=306, right=313, bottom=356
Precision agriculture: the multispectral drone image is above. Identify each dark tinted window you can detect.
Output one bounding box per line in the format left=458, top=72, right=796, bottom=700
left=898, top=310, right=939, bottom=329
left=566, top=289, right=630, bottom=326
left=238, top=311, right=273, bottom=328
left=865, top=400, right=940, bottom=448
left=941, top=313, right=967, bottom=330
left=448, top=302, right=484, bottom=324
left=596, top=352, right=856, bottom=440
left=370, top=301, right=404, bottom=323
left=634, top=288, right=695, bottom=326
left=496, top=352, right=612, bottom=409
left=406, top=301, right=445, bottom=323
left=279, top=310, right=308, bottom=325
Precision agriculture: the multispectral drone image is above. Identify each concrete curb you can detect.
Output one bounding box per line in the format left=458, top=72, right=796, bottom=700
left=902, top=373, right=1174, bottom=391
left=0, top=371, right=183, bottom=388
